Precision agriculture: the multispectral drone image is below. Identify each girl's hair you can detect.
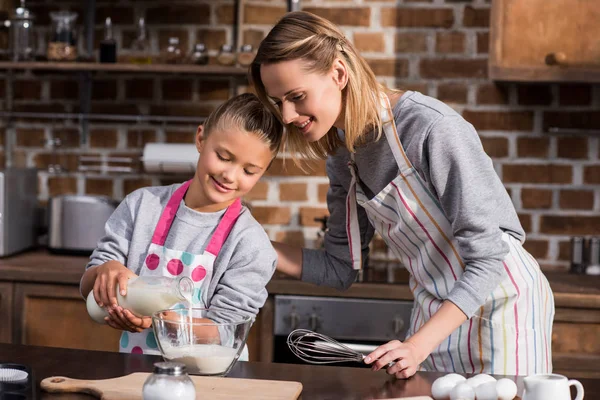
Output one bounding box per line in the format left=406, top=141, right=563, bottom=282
left=203, top=92, right=283, bottom=156
left=250, top=11, right=387, bottom=160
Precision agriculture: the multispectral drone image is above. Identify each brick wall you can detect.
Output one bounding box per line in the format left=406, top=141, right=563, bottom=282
left=2, top=0, right=599, bottom=271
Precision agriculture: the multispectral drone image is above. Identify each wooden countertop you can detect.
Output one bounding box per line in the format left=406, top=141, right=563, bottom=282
left=2, top=343, right=600, bottom=399
left=1, top=249, right=599, bottom=308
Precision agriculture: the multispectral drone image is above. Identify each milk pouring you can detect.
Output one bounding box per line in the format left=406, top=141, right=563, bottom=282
left=86, top=276, right=194, bottom=324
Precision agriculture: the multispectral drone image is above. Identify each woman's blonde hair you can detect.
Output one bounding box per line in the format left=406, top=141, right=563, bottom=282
left=203, top=92, right=283, bottom=157
left=250, top=11, right=387, bottom=160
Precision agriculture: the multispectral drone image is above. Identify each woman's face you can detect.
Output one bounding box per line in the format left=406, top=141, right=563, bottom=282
left=260, top=59, right=346, bottom=142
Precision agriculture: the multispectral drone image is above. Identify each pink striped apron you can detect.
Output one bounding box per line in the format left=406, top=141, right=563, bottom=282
left=346, top=96, right=554, bottom=375
left=119, top=180, right=242, bottom=355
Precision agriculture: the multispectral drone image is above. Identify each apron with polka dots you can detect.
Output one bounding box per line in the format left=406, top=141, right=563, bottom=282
left=119, top=179, right=242, bottom=355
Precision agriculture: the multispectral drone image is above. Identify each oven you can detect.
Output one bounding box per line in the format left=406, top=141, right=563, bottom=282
left=272, top=295, right=414, bottom=368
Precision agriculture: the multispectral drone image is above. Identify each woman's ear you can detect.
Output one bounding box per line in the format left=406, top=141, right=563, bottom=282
left=195, top=125, right=205, bottom=153
left=331, top=58, right=348, bottom=90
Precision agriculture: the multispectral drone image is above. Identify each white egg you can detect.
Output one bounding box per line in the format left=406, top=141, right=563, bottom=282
left=431, top=376, right=456, bottom=400
left=449, top=382, right=475, bottom=400
left=474, top=381, right=498, bottom=400
left=496, top=378, right=518, bottom=400
left=465, top=373, right=496, bottom=388
left=444, top=373, right=467, bottom=385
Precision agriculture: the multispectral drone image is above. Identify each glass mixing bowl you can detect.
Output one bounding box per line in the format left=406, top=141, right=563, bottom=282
left=152, top=308, right=253, bottom=376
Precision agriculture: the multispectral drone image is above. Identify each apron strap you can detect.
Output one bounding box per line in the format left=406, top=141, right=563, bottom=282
left=205, top=198, right=242, bottom=256
left=346, top=156, right=363, bottom=270
left=379, top=94, right=414, bottom=172
left=151, top=180, right=192, bottom=245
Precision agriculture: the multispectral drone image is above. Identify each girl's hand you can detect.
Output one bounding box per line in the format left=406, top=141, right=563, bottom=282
left=364, top=340, right=425, bottom=379
left=105, top=307, right=152, bottom=333
left=93, top=260, right=137, bottom=309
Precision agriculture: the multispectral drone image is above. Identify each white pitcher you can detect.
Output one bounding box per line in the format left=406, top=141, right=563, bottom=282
left=522, top=374, right=584, bottom=400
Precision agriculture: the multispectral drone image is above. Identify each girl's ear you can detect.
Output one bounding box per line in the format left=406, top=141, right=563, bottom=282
left=195, top=125, right=205, bottom=153
left=331, top=58, right=348, bottom=91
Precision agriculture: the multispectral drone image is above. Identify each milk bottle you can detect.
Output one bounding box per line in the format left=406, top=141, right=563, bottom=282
left=86, top=276, right=194, bottom=324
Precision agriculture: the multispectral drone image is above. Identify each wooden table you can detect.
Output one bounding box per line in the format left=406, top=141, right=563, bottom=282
left=1, top=343, right=599, bottom=399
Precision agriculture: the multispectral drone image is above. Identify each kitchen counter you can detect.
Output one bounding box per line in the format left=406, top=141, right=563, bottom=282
left=1, top=249, right=599, bottom=379
left=2, top=343, right=600, bottom=399
left=0, top=249, right=599, bottom=307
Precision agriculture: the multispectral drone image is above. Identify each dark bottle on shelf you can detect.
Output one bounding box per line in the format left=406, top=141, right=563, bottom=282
left=99, top=17, right=117, bottom=63
left=570, top=236, right=586, bottom=274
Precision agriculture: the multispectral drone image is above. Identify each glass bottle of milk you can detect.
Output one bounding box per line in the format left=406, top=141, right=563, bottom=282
left=86, top=276, right=194, bottom=324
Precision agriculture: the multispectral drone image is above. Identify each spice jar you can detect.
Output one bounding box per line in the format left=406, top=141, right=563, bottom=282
left=162, top=37, right=183, bottom=64
left=237, top=44, right=255, bottom=67
left=216, top=44, right=236, bottom=66
left=142, top=362, right=195, bottom=400
left=188, top=43, right=208, bottom=65
left=47, top=11, right=78, bottom=61
left=129, top=17, right=152, bottom=64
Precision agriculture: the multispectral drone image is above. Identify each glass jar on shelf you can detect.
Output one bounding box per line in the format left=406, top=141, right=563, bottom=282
left=162, top=37, right=183, bottom=64
left=237, top=44, right=255, bottom=67
left=216, top=44, right=235, bottom=66
left=47, top=11, right=78, bottom=61
left=187, top=43, right=208, bottom=65
left=129, top=17, right=152, bottom=64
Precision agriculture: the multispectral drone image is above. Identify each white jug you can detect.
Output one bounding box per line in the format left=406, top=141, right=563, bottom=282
left=86, top=276, right=194, bottom=324
left=522, top=374, right=584, bottom=400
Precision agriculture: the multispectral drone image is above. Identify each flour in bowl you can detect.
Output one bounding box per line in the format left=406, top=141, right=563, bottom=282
left=161, top=344, right=238, bottom=375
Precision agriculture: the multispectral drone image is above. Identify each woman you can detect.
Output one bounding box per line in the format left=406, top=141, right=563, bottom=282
left=250, top=11, right=554, bottom=378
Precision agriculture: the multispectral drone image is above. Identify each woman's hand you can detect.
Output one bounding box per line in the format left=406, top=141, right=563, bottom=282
left=364, top=340, right=425, bottom=379
left=93, top=260, right=137, bottom=308
left=105, top=308, right=152, bottom=333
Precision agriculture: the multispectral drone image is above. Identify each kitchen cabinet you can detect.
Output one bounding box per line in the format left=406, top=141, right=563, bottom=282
left=13, top=283, right=121, bottom=351
left=0, top=282, right=13, bottom=343
left=552, top=301, right=600, bottom=378
left=489, top=0, right=600, bottom=82
left=9, top=281, right=264, bottom=358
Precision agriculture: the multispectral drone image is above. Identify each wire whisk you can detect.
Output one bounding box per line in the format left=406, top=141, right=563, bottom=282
left=286, top=329, right=368, bottom=365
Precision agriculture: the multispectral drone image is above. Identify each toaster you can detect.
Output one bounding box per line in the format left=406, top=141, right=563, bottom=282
left=47, top=195, right=119, bottom=255
left=0, top=168, right=38, bottom=257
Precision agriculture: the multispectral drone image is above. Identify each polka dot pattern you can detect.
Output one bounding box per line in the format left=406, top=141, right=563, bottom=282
left=131, top=346, right=143, bottom=354
left=146, top=332, right=158, bottom=349
left=193, top=288, right=202, bottom=304
left=181, top=252, right=194, bottom=266
left=191, top=266, right=207, bottom=282
left=145, top=254, right=160, bottom=270
left=120, top=332, right=129, bottom=348
left=167, top=259, right=184, bottom=276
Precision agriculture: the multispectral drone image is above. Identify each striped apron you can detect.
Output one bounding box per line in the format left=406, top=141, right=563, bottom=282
left=346, top=95, right=555, bottom=375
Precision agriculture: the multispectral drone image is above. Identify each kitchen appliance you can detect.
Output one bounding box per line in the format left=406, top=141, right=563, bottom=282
left=0, top=168, right=38, bottom=257
left=47, top=194, right=118, bottom=255
left=273, top=294, right=413, bottom=368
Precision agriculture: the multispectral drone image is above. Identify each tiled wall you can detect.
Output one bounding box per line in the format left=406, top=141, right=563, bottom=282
left=1, top=0, right=599, bottom=270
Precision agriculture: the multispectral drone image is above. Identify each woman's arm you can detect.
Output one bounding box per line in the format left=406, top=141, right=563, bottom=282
left=365, top=300, right=467, bottom=378
left=271, top=241, right=303, bottom=279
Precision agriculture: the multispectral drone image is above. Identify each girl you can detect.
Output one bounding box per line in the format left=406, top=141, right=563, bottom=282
left=80, top=93, right=283, bottom=356
left=250, top=11, right=554, bottom=378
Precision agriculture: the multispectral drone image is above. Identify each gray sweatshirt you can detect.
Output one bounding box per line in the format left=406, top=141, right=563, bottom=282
left=302, top=91, right=524, bottom=317
left=84, top=183, right=277, bottom=323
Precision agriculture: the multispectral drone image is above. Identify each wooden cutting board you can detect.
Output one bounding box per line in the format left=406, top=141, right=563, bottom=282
left=41, top=373, right=303, bottom=400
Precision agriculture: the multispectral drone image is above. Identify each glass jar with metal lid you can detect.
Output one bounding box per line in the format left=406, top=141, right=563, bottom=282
left=142, top=362, right=196, bottom=400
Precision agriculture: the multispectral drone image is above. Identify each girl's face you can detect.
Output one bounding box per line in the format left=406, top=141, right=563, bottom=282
left=189, top=124, right=273, bottom=212
left=260, top=59, right=347, bottom=142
